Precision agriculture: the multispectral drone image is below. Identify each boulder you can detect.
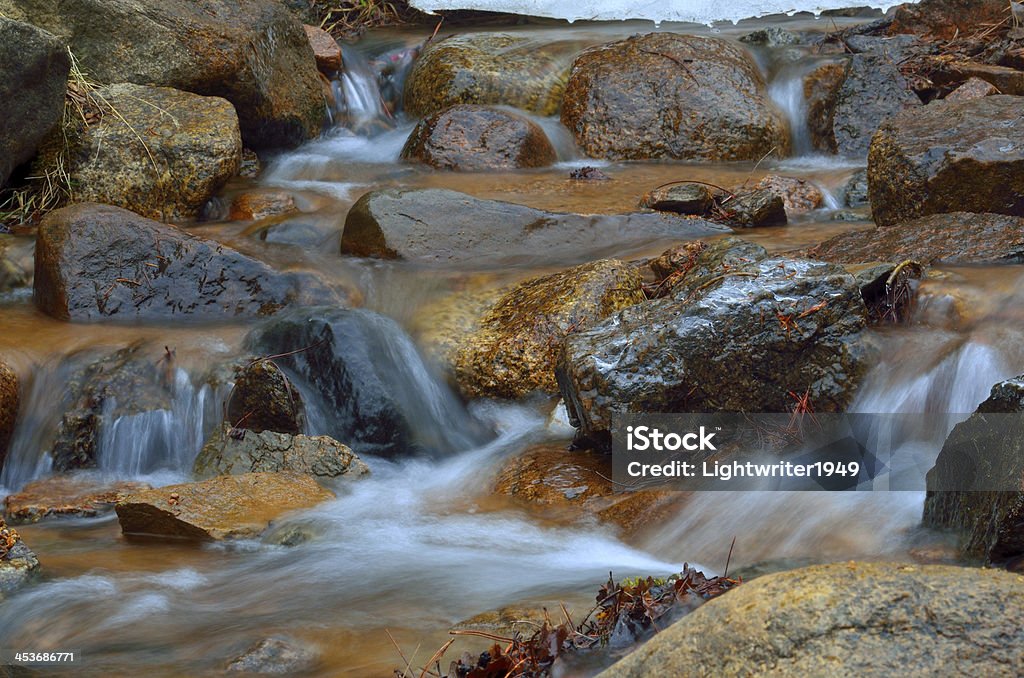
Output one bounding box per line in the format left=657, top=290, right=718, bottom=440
left=753, top=175, right=824, bottom=216
left=303, top=24, right=341, bottom=74
left=0, top=0, right=325, bottom=148
left=227, top=359, right=305, bottom=434
left=403, top=33, right=578, bottom=117
left=804, top=62, right=846, bottom=153
left=341, top=188, right=728, bottom=268
left=4, top=475, right=149, bottom=523
left=638, top=184, right=713, bottom=216
left=400, top=104, right=556, bottom=171
left=227, top=636, right=319, bottom=674
left=34, top=203, right=339, bottom=321
left=115, top=472, right=335, bottom=540
left=0, top=17, right=69, bottom=188
left=923, top=376, right=1024, bottom=564
left=561, top=33, right=788, bottom=161
left=558, top=253, right=870, bottom=443
left=868, top=96, right=1024, bottom=226
left=946, top=76, right=1000, bottom=101
left=644, top=237, right=770, bottom=299
left=804, top=212, right=1024, bottom=265
left=416, top=259, right=645, bottom=399
left=890, top=0, right=1010, bottom=40
left=194, top=426, right=369, bottom=480
left=228, top=190, right=298, bottom=222
left=45, top=84, right=241, bottom=221
left=246, top=308, right=485, bottom=459
left=0, top=361, right=17, bottom=464
left=0, top=517, right=39, bottom=602
left=726, top=188, right=788, bottom=227
left=599, top=562, right=1024, bottom=678
left=0, top=236, right=32, bottom=293
left=814, top=54, right=921, bottom=157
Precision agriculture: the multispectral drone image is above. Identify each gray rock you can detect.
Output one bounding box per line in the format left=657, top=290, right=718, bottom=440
left=599, top=562, right=1024, bottom=678
left=0, top=518, right=39, bottom=602
left=727, top=188, right=788, bottom=227
left=843, top=168, right=870, bottom=208
left=227, top=636, right=318, bottom=674
left=341, top=188, right=728, bottom=268
left=639, top=184, right=713, bottom=215
left=0, top=17, right=69, bottom=188
left=194, top=426, right=370, bottom=480
left=868, top=95, right=1024, bottom=226
left=34, top=203, right=341, bottom=321
left=832, top=54, right=921, bottom=157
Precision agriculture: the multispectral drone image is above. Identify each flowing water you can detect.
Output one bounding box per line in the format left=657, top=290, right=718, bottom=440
left=2, top=14, right=1022, bottom=677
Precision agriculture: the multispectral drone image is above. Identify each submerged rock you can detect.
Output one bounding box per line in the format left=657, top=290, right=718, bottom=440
left=0, top=17, right=69, bottom=188
left=403, top=33, right=577, bottom=117
left=194, top=426, right=369, bottom=481
left=34, top=203, right=339, bottom=321
left=0, top=0, right=326, bottom=148
left=924, top=376, right=1024, bottom=564
left=227, top=360, right=305, bottom=435
left=401, top=104, right=556, bottom=171
left=804, top=212, right=1024, bottom=265
left=115, top=472, right=335, bottom=541
left=0, top=361, right=17, bottom=465
left=0, top=517, right=39, bottom=602
left=558, top=252, right=870, bottom=443
left=561, top=33, right=788, bottom=161
left=229, top=191, right=298, bottom=222
left=341, top=188, right=728, bottom=267
left=4, top=475, right=150, bottom=523
left=417, top=259, right=645, bottom=399
left=43, top=84, right=242, bottom=221
left=227, top=636, right=319, bottom=674
left=868, top=96, right=1024, bottom=226
left=599, top=562, right=1024, bottom=677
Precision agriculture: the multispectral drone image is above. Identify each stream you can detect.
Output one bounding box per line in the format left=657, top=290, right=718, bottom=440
left=2, top=13, right=1023, bottom=677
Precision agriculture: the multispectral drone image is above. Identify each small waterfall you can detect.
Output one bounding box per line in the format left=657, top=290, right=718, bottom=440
left=332, top=44, right=396, bottom=133
left=767, top=57, right=817, bottom=158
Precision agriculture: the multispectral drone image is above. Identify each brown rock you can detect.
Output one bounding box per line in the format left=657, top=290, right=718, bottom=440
left=0, top=361, right=16, bottom=463
left=803, top=212, right=1024, bottom=265
left=401, top=104, right=556, bottom=171
left=303, top=24, right=341, bottom=73
left=946, top=76, right=1000, bottom=101
left=561, top=32, right=788, bottom=161
left=115, top=472, right=335, bottom=541
left=0, top=516, right=38, bottom=601
left=727, top=188, right=787, bottom=227
left=890, top=0, right=1011, bottom=40
left=227, top=359, right=305, bottom=434
left=4, top=475, right=150, bottom=523
left=228, top=191, right=298, bottom=222
left=754, top=175, right=824, bottom=215
left=933, top=61, right=1024, bottom=96
left=639, top=184, right=713, bottom=215
left=804, top=62, right=846, bottom=153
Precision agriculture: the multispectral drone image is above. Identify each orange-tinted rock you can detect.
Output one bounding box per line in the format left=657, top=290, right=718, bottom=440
left=229, top=191, right=298, bottom=222
left=4, top=475, right=150, bottom=524
left=303, top=24, right=342, bottom=73
left=890, top=0, right=1010, bottom=40
left=754, top=175, right=824, bottom=215
left=0, top=361, right=16, bottom=463
left=804, top=62, right=846, bottom=153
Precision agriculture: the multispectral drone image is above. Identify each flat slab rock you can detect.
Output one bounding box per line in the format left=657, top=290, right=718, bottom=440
left=194, top=427, right=370, bottom=481
left=341, top=188, right=729, bottom=267
left=4, top=475, right=150, bottom=524
left=115, top=472, right=335, bottom=541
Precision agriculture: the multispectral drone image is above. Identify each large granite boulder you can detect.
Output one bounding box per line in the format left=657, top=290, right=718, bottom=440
left=403, top=33, right=579, bottom=117
left=558, top=247, right=871, bottom=443
left=0, top=17, right=69, bottom=188
left=0, top=0, right=326, bottom=148
left=34, top=203, right=339, bottom=321
left=43, top=84, right=242, bottom=221
left=924, top=376, right=1024, bottom=564
left=868, top=96, right=1024, bottom=227
left=401, top=104, right=556, bottom=171
left=600, top=562, right=1024, bottom=677
left=340, top=188, right=728, bottom=268
left=0, top=361, right=17, bottom=465
left=416, top=259, right=646, bottom=399
left=561, top=33, right=788, bottom=161
left=193, top=426, right=369, bottom=480
left=804, top=212, right=1024, bottom=265
left=115, top=472, right=335, bottom=540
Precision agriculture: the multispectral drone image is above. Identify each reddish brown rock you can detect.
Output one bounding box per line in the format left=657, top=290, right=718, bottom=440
left=303, top=24, right=342, bottom=73
left=4, top=475, right=151, bottom=523
left=890, top=0, right=1011, bottom=40
left=945, top=76, right=1000, bottom=101
left=804, top=62, right=846, bottom=154
left=754, top=175, right=824, bottom=215
left=0, top=361, right=17, bottom=463
left=933, top=61, right=1024, bottom=96
left=229, top=191, right=298, bottom=222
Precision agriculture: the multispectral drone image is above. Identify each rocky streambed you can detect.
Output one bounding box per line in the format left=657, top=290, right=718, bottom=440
left=2, top=0, right=1024, bottom=675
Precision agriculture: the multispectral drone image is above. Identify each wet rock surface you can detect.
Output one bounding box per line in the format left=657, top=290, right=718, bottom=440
left=4, top=475, right=150, bottom=524
left=403, top=33, right=577, bottom=117
left=804, top=62, right=846, bottom=153
left=227, top=636, right=319, bottom=674
left=304, top=24, right=342, bottom=74
left=804, top=212, right=1024, bottom=265
left=34, top=203, right=339, bottom=321
left=753, top=175, right=824, bottom=216
left=229, top=191, right=299, bottom=222
left=726, top=188, right=788, bottom=227
left=227, top=360, right=305, bottom=435
left=0, top=361, right=17, bottom=465
left=0, top=17, right=69, bottom=188
left=341, top=188, right=728, bottom=267
left=115, top=472, right=335, bottom=541
left=0, top=0, right=326, bottom=148
left=868, top=95, right=1024, bottom=226
left=194, top=426, right=369, bottom=481
left=559, top=250, right=870, bottom=442
left=843, top=168, right=870, bottom=208
left=401, top=104, right=556, bottom=171
left=0, top=517, right=39, bottom=602
left=44, top=84, right=242, bottom=221
left=417, top=259, right=645, bottom=399
left=561, top=33, right=788, bottom=160
left=600, top=562, right=1024, bottom=678
left=639, top=184, right=713, bottom=215
left=924, top=376, right=1024, bottom=564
